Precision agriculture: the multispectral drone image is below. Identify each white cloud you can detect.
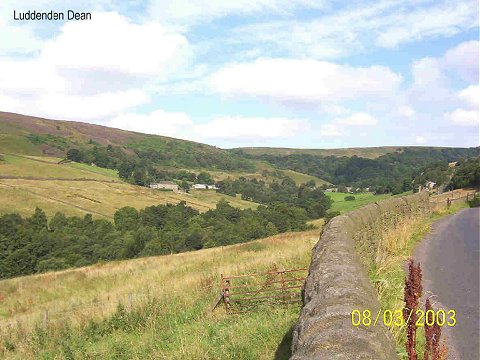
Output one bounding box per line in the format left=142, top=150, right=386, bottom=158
left=0, top=89, right=149, bottom=121
left=148, top=0, right=324, bottom=25
left=42, top=12, right=189, bottom=77
left=319, top=123, right=343, bottom=137
left=0, top=11, right=190, bottom=121
left=210, top=58, right=402, bottom=105
left=407, top=41, right=479, bottom=111
left=319, top=112, right=378, bottom=138
left=443, top=40, right=479, bottom=83
left=376, top=2, right=477, bottom=48
left=411, top=41, right=479, bottom=88
left=336, top=112, right=378, bottom=126
left=397, top=106, right=416, bottom=118
left=229, top=0, right=478, bottom=60
left=109, top=110, right=193, bottom=137
left=444, top=109, right=479, bottom=127
left=458, top=85, right=480, bottom=108
left=415, top=136, right=427, bottom=144
left=195, top=116, right=307, bottom=141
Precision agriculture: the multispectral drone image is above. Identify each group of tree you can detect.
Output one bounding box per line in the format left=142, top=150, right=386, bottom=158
left=66, top=139, right=254, bottom=185
left=216, top=177, right=332, bottom=219
left=241, top=147, right=479, bottom=194
left=412, top=161, right=452, bottom=191
left=449, top=157, right=480, bottom=189
left=67, top=146, right=217, bottom=187
left=0, top=201, right=310, bottom=279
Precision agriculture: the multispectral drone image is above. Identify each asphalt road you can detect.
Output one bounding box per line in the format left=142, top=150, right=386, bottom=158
left=414, top=207, right=479, bottom=360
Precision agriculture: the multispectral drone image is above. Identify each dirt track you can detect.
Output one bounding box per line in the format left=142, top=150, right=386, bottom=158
left=414, top=208, right=479, bottom=360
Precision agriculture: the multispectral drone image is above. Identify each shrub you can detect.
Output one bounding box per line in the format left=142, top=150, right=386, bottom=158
left=344, top=195, right=355, bottom=201
left=468, top=194, right=480, bottom=208
left=324, top=211, right=340, bottom=225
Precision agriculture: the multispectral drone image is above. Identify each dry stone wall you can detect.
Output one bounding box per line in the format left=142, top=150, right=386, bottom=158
left=291, top=192, right=430, bottom=359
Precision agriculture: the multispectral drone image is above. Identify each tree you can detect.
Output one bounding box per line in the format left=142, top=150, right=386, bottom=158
left=133, top=168, right=147, bottom=186
left=66, top=148, right=83, bottom=162
left=3, top=248, right=36, bottom=277
left=181, top=180, right=190, bottom=193
left=197, top=172, right=214, bottom=184
left=118, top=161, right=135, bottom=180
left=27, top=207, right=48, bottom=231
left=114, top=207, right=139, bottom=232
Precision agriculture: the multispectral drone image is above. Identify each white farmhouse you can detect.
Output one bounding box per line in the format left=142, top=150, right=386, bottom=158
left=150, top=181, right=179, bottom=192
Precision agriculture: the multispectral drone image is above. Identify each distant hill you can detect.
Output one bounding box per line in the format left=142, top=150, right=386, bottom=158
left=0, top=111, right=253, bottom=171
left=233, top=146, right=404, bottom=159
left=0, top=112, right=331, bottom=185
left=1, top=111, right=476, bottom=197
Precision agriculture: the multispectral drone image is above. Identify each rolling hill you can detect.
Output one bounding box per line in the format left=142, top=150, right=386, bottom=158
left=0, top=154, right=258, bottom=218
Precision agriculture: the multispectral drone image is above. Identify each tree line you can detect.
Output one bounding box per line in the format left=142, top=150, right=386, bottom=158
left=0, top=201, right=310, bottom=279
left=66, top=140, right=254, bottom=186
left=216, top=177, right=333, bottom=219
left=239, top=147, right=479, bottom=194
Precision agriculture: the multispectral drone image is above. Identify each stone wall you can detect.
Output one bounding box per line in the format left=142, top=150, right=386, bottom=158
left=291, top=192, right=430, bottom=359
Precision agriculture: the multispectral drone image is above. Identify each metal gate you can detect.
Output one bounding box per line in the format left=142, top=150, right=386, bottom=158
left=220, top=267, right=307, bottom=314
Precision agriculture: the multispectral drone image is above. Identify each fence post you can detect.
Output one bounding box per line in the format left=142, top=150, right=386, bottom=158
left=221, top=274, right=230, bottom=312
left=280, top=270, right=287, bottom=302
left=43, top=309, right=49, bottom=327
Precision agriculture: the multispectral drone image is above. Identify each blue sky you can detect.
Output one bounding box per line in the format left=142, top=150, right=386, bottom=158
left=0, top=0, right=478, bottom=148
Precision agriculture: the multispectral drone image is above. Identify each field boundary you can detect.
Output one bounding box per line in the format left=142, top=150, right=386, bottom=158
left=291, top=192, right=430, bottom=359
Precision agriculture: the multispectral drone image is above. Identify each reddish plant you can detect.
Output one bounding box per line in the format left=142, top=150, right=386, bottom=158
left=424, top=298, right=434, bottom=360
left=438, top=342, right=448, bottom=360
left=431, top=316, right=442, bottom=360
left=404, top=259, right=423, bottom=360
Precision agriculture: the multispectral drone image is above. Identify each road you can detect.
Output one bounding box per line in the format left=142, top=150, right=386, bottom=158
left=414, top=207, right=479, bottom=360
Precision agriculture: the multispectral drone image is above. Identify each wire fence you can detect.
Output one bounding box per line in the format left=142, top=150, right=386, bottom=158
left=430, top=190, right=478, bottom=209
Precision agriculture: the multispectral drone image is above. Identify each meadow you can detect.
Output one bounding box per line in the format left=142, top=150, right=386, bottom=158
left=0, top=155, right=258, bottom=218
left=0, top=229, right=320, bottom=359
left=326, top=191, right=392, bottom=213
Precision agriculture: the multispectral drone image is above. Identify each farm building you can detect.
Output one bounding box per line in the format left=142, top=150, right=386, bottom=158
left=192, top=184, right=219, bottom=190
left=325, top=188, right=337, bottom=192
left=149, top=181, right=179, bottom=192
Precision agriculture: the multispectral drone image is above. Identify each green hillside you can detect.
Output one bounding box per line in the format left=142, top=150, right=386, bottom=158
left=0, top=111, right=254, bottom=172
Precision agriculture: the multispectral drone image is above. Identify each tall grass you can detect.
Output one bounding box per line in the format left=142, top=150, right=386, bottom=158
left=0, top=229, right=320, bottom=359
left=367, top=201, right=467, bottom=357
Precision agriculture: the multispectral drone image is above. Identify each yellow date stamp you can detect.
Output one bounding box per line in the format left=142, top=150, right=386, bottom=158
left=351, top=309, right=456, bottom=327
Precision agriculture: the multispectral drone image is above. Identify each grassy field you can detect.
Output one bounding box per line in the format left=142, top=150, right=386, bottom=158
left=326, top=191, right=392, bottom=213
left=281, top=169, right=329, bottom=186
left=0, top=154, right=119, bottom=181
left=0, top=229, right=320, bottom=359
left=0, top=134, right=41, bottom=155
left=0, top=155, right=258, bottom=218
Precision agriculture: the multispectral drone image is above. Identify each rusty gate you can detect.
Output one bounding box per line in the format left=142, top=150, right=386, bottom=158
left=220, top=267, right=307, bottom=314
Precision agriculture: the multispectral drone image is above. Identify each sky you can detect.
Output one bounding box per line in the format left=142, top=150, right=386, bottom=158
left=0, top=0, right=478, bottom=149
